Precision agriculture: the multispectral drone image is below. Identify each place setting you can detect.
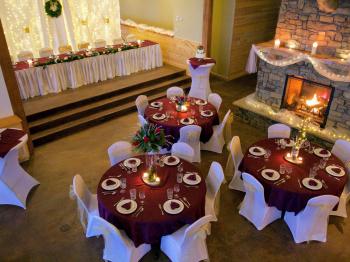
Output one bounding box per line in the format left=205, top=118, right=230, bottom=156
left=248, top=146, right=267, bottom=158
left=314, top=147, right=332, bottom=158
left=149, top=101, right=163, bottom=110
left=120, top=157, right=142, bottom=173
left=200, top=109, right=214, bottom=118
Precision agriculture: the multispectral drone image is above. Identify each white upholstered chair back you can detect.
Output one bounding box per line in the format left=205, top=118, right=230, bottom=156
left=268, top=123, right=291, bottom=139
left=166, top=86, right=184, bottom=99
left=230, top=136, right=244, bottom=168
left=171, top=142, right=194, bottom=163
left=135, top=95, right=149, bottom=116
left=227, top=136, right=245, bottom=192
left=39, top=48, right=54, bottom=57
left=208, top=93, right=222, bottom=112
left=108, top=141, right=132, bottom=166
left=138, top=114, right=148, bottom=127
left=94, top=39, right=106, bottom=48
left=331, top=139, right=350, bottom=169
left=17, top=51, right=34, bottom=62
left=179, top=125, right=202, bottom=162
left=242, top=172, right=265, bottom=206
left=217, top=110, right=232, bottom=136
left=182, top=215, right=215, bottom=246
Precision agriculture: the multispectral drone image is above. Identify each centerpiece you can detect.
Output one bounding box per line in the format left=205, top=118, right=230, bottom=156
left=175, top=96, right=188, bottom=112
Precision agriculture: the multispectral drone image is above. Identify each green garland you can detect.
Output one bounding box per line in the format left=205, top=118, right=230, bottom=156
left=45, top=0, right=62, bottom=18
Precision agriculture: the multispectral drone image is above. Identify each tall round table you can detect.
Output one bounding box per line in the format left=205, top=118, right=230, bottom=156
left=97, top=154, right=206, bottom=247
left=239, top=138, right=348, bottom=213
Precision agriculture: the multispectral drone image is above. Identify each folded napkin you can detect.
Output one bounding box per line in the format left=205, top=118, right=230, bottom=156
left=331, top=167, right=342, bottom=173
left=122, top=201, right=131, bottom=210
left=253, top=148, right=261, bottom=153
left=167, top=156, right=177, bottom=163
left=106, top=179, right=116, bottom=186
left=320, top=149, right=329, bottom=155
left=170, top=201, right=180, bottom=209
left=128, top=159, right=137, bottom=165
left=187, top=174, right=197, bottom=181
left=265, top=171, right=274, bottom=177
left=309, top=180, right=318, bottom=186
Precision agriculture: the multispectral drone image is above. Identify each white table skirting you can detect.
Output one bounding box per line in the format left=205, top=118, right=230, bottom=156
left=15, top=44, right=163, bottom=100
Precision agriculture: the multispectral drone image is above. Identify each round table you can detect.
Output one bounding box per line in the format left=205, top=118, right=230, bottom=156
left=144, top=97, right=219, bottom=144
left=239, top=138, right=348, bottom=213
left=97, top=154, right=206, bottom=247
left=0, top=128, right=27, bottom=158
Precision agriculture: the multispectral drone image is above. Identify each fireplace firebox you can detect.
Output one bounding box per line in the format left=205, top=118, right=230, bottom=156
left=280, top=76, right=335, bottom=128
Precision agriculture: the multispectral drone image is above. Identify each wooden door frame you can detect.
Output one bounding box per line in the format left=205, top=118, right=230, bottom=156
left=202, top=0, right=213, bottom=56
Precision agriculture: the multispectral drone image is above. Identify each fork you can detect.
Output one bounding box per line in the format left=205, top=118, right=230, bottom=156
left=158, top=204, right=164, bottom=215
left=182, top=197, right=191, bottom=206
left=114, top=197, right=125, bottom=206
left=102, top=191, right=117, bottom=195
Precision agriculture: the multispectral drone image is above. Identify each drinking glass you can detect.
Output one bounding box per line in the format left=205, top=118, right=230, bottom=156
left=177, top=164, right=183, bottom=173
left=129, top=188, right=137, bottom=200
left=167, top=188, right=174, bottom=200
left=177, top=173, right=183, bottom=183
left=286, top=166, right=293, bottom=174
left=174, top=184, right=180, bottom=198
left=309, top=168, right=316, bottom=178
left=139, top=191, right=145, bottom=204
left=132, top=166, right=137, bottom=173
left=264, top=150, right=271, bottom=162
left=279, top=164, right=286, bottom=174
left=120, top=178, right=127, bottom=193
left=159, top=158, right=164, bottom=167
left=280, top=139, right=286, bottom=149
left=319, top=159, right=327, bottom=169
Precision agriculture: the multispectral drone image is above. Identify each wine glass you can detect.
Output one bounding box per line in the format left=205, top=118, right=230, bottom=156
left=174, top=184, right=180, bottom=198
left=264, top=150, right=271, bottom=162
left=129, top=188, right=136, bottom=200
left=139, top=191, right=145, bottom=205
left=120, top=178, right=127, bottom=193
left=167, top=188, right=174, bottom=200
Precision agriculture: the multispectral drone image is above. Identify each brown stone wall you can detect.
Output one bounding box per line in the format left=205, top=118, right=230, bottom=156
left=275, top=0, right=350, bottom=55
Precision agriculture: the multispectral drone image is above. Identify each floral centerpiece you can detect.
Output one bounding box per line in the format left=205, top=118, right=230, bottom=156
left=286, top=118, right=310, bottom=163
left=175, top=96, right=188, bottom=112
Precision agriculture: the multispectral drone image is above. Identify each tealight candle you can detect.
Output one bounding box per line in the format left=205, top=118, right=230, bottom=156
left=298, top=157, right=303, bottom=161
left=27, top=59, right=33, bottom=67
left=311, top=42, right=318, bottom=55
left=274, top=39, right=280, bottom=49
left=137, top=39, right=142, bottom=47
left=155, top=177, right=160, bottom=183
left=143, top=172, right=149, bottom=179
left=287, top=153, right=291, bottom=158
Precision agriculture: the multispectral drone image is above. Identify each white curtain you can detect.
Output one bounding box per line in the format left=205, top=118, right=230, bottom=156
left=0, top=0, right=121, bottom=58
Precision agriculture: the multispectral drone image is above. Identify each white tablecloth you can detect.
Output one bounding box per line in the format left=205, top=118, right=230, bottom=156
left=15, top=44, right=163, bottom=100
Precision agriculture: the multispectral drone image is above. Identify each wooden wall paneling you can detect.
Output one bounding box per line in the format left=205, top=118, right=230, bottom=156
left=202, top=0, right=213, bottom=56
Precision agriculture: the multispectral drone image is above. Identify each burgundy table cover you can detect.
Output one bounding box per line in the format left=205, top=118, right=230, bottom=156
left=239, top=138, right=348, bottom=214
left=0, top=129, right=26, bottom=158
left=144, top=97, right=219, bottom=144
left=97, top=154, right=206, bottom=247
left=188, top=57, right=216, bottom=69
left=13, top=40, right=157, bottom=71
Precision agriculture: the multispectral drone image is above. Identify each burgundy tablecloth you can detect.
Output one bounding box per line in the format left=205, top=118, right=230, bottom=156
left=188, top=57, right=216, bottom=69
left=97, top=154, right=206, bottom=247
left=144, top=97, right=219, bottom=144
left=0, top=129, right=26, bottom=158
left=13, top=40, right=157, bottom=71
left=239, top=139, right=348, bottom=214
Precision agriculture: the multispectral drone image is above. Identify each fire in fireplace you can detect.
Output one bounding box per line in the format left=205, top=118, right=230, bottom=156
left=280, top=76, right=334, bottom=128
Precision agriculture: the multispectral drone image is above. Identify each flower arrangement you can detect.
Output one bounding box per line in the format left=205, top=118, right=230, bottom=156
left=175, top=96, right=188, bottom=112
left=45, top=0, right=62, bottom=18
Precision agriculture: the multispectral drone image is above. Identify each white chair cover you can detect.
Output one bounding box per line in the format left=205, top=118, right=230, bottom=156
left=94, top=39, right=107, bottom=48
left=17, top=51, right=34, bottom=62
left=113, top=38, right=124, bottom=45
left=187, top=62, right=214, bottom=100
left=160, top=215, right=215, bottom=262
left=135, top=95, right=149, bottom=116
left=201, top=110, right=232, bottom=153
left=171, top=142, right=195, bottom=163
left=239, top=172, right=281, bottom=230
left=108, top=141, right=132, bottom=166
left=0, top=135, right=39, bottom=209
left=88, top=216, right=151, bottom=262
left=72, top=175, right=98, bottom=237
left=179, top=125, right=202, bottom=163
left=138, top=114, right=148, bottom=127
left=227, top=136, right=245, bottom=192
left=208, top=93, right=222, bottom=112
left=205, top=162, right=225, bottom=221
left=284, top=195, right=339, bottom=243
left=167, top=86, right=184, bottom=99
left=267, top=123, right=291, bottom=139
left=39, top=48, right=54, bottom=58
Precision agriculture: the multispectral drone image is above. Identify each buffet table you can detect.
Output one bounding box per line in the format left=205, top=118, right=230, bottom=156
left=14, top=41, right=163, bottom=100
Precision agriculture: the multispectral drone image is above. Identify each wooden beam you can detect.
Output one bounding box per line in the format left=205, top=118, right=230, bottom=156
left=202, top=0, right=213, bottom=56
left=0, top=19, right=33, bottom=153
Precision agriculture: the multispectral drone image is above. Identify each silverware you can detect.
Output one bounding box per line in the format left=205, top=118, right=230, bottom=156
left=114, top=197, right=125, bottom=206
left=179, top=198, right=189, bottom=208
left=182, top=197, right=191, bottom=206
left=184, top=185, right=199, bottom=189
left=158, top=204, right=164, bottom=215
left=248, top=155, right=260, bottom=159
left=257, top=166, right=266, bottom=172
left=102, top=191, right=117, bottom=195
left=108, top=175, right=121, bottom=178
left=133, top=206, right=143, bottom=217
left=297, top=179, right=302, bottom=189
left=321, top=179, right=328, bottom=189
left=135, top=207, right=144, bottom=217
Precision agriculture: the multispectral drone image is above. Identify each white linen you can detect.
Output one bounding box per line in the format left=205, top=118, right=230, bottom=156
left=16, top=44, right=163, bottom=99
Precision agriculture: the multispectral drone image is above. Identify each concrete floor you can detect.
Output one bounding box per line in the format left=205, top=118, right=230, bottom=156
left=1, top=74, right=350, bottom=261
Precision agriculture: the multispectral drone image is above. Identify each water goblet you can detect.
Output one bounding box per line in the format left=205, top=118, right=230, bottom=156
left=177, top=164, right=183, bottom=173
left=139, top=191, right=145, bottom=205
left=120, top=178, right=127, bottom=193
left=174, top=184, right=180, bottom=198
left=177, top=173, right=183, bottom=184
left=280, top=139, right=286, bottom=149
left=279, top=164, right=286, bottom=174
left=129, top=188, right=137, bottom=200
left=132, top=166, right=137, bottom=173
left=167, top=188, right=174, bottom=200
left=264, top=150, right=271, bottom=162
left=286, top=166, right=293, bottom=175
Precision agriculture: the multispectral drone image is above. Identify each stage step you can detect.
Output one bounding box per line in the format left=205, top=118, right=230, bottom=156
left=25, top=65, right=191, bottom=146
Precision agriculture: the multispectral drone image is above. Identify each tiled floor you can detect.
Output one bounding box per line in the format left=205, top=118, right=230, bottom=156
left=1, top=74, right=349, bottom=261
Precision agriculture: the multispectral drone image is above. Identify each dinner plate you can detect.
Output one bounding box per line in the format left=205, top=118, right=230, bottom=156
left=101, top=178, right=121, bottom=191
left=302, top=178, right=323, bottom=190
left=152, top=113, right=166, bottom=120
left=150, top=101, right=163, bottom=108
left=183, top=172, right=201, bottom=185
left=326, top=165, right=346, bottom=177
left=261, top=169, right=280, bottom=181
left=200, top=110, right=214, bottom=117
left=116, top=199, right=138, bottom=215
left=163, top=155, right=180, bottom=166
left=180, top=118, right=194, bottom=125
left=163, top=199, right=184, bottom=215
left=195, top=100, right=207, bottom=106
left=123, top=158, right=141, bottom=168
left=314, top=148, right=331, bottom=158
left=248, top=146, right=266, bottom=156
left=280, top=138, right=295, bottom=147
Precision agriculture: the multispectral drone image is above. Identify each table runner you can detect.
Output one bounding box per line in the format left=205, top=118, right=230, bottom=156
left=239, top=138, right=348, bottom=213
left=188, top=57, right=216, bottom=69
left=0, top=129, right=26, bottom=158
left=144, top=97, right=219, bottom=144
left=14, top=41, right=163, bottom=99
left=97, top=154, right=206, bottom=247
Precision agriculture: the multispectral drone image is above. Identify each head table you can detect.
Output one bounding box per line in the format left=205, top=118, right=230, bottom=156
left=144, top=97, right=219, bottom=144
left=239, top=138, right=348, bottom=214
left=97, top=154, right=206, bottom=247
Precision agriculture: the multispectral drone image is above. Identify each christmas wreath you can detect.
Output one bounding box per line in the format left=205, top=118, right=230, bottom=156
left=45, top=0, right=62, bottom=18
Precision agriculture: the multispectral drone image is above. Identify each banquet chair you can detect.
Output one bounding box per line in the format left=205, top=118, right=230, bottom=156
left=17, top=51, right=34, bottom=62
left=78, top=42, right=89, bottom=50
left=126, top=34, right=137, bottom=42
left=39, top=47, right=54, bottom=57
left=160, top=215, right=215, bottom=262
left=208, top=93, right=222, bottom=112
left=113, top=38, right=124, bottom=45
left=179, top=125, right=202, bottom=163
left=284, top=195, right=339, bottom=243
left=138, top=114, right=148, bottom=127
left=239, top=172, right=281, bottom=230
left=135, top=95, right=149, bottom=116
left=171, top=142, right=195, bottom=163
left=88, top=216, right=151, bottom=262
left=167, top=86, right=184, bottom=99
left=227, top=136, right=245, bottom=192
left=205, top=162, right=225, bottom=222
left=72, top=175, right=98, bottom=237
left=268, top=123, right=291, bottom=139
left=58, top=45, right=73, bottom=54
left=108, top=141, right=133, bottom=166
left=201, top=110, right=232, bottom=153
left=330, top=139, right=350, bottom=217
left=94, top=39, right=107, bottom=48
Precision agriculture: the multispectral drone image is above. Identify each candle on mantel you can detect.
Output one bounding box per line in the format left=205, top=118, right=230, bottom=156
left=274, top=39, right=281, bottom=49
left=311, top=42, right=318, bottom=55
left=27, top=59, right=33, bottom=67
left=137, top=39, right=142, bottom=47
